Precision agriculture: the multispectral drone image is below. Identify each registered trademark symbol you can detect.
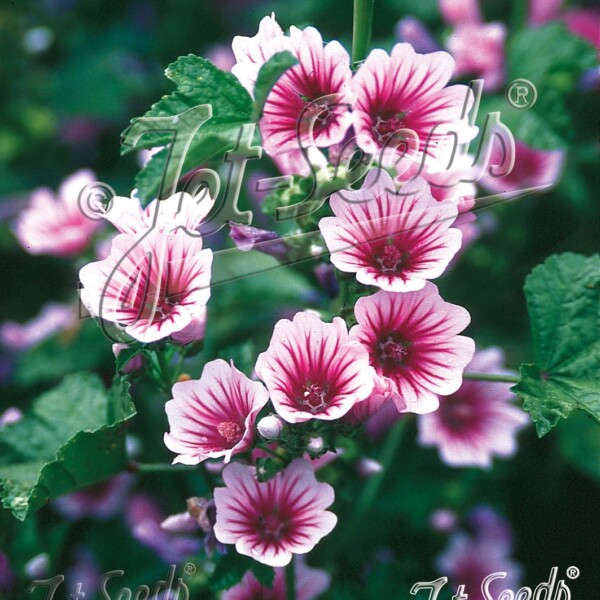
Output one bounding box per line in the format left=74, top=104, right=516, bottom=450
left=506, top=79, right=537, bottom=109
left=184, top=563, right=196, bottom=575
left=566, top=566, right=580, bottom=579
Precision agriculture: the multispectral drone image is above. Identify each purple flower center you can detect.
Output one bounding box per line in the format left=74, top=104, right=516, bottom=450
left=377, top=335, right=409, bottom=365
left=257, top=507, right=288, bottom=541
left=440, top=395, right=475, bottom=432
left=217, top=421, right=243, bottom=445
left=373, top=112, right=407, bottom=145
left=298, top=381, right=330, bottom=413
left=376, top=243, right=409, bottom=273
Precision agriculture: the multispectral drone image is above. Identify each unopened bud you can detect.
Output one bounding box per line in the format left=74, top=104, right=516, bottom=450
left=356, top=457, right=384, bottom=477
left=429, top=508, right=458, bottom=533
left=24, top=553, right=49, bottom=579
left=306, top=436, right=324, bottom=455
left=257, top=415, right=284, bottom=440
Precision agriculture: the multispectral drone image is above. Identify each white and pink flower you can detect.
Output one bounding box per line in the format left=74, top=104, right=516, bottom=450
left=255, top=311, right=375, bottom=423
left=259, top=26, right=353, bottom=158
left=319, top=169, right=462, bottom=292
left=102, top=190, right=214, bottom=236
left=418, top=348, right=529, bottom=468
left=349, top=284, right=474, bottom=414
left=222, top=556, right=330, bottom=600
left=79, top=230, right=212, bottom=343
left=164, top=359, right=269, bottom=464
left=232, top=14, right=353, bottom=167
left=351, top=44, right=475, bottom=171
left=213, top=459, right=337, bottom=566
left=13, top=169, right=103, bottom=257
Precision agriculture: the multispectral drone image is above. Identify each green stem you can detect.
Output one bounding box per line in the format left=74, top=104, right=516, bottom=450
left=352, top=0, right=375, bottom=65
left=337, top=419, right=405, bottom=552
left=462, top=372, right=520, bottom=384
left=129, top=462, right=198, bottom=473
left=285, top=555, right=296, bottom=600
left=156, top=350, right=173, bottom=391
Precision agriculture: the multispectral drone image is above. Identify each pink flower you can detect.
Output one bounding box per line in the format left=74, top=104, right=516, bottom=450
left=102, top=190, right=214, bottom=236
left=13, top=169, right=103, bottom=257
left=255, top=311, right=375, bottom=423
left=259, top=26, right=353, bottom=159
left=438, top=0, right=482, bottom=25
left=342, top=376, right=393, bottom=426
left=213, top=459, right=337, bottom=566
left=349, top=284, right=475, bottom=414
left=351, top=44, right=475, bottom=170
left=222, top=556, right=330, bottom=600
left=479, top=140, right=565, bottom=198
left=446, top=22, right=507, bottom=92
left=79, top=230, right=212, bottom=343
left=418, top=348, right=529, bottom=468
left=319, top=169, right=462, bottom=292
left=564, top=9, right=600, bottom=47
left=0, top=302, right=75, bottom=352
left=164, top=359, right=269, bottom=464
left=528, top=0, right=563, bottom=26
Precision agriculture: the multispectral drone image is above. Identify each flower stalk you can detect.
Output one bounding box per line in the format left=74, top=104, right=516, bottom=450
left=352, top=0, right=375, bottom=65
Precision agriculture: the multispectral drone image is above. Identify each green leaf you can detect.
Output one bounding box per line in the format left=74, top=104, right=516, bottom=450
left=557, top=411, right=600, bottom=482
left=208, top=552, right=275, bottom=592
left=477, top=93, right=570, bottom=151
left=0, top=374, right=136, bottom=520
left=508, top=23, right=596, bottom=91
left=122, top=55, right=254, bottom=203
left=15, top=319, right=113, bottom=386
left=512, top=253, right=600, bottom=436
left=252, top=51, right=298, bottom=121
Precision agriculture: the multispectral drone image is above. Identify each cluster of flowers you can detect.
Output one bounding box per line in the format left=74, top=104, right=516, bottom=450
left=3, top=9, right=539, bottom=592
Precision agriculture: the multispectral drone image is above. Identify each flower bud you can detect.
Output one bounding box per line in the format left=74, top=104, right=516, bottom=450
left=429, top=508, right=458, bottom=533
left=356, top=457, right=384, bottom=478
left=257, top=415, right=284, bottom=440
left=25, top=553, right=49, bottom=579
left=306, top=436, right=324, bottom=455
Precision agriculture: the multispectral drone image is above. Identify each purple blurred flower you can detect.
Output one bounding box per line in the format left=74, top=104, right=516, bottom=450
left=314, top=263, right=339, bottom=299
left=0, top=302, right=75, bottom=352
left=66, top=547, right=102, bottom=598
left=395, top=18, right=440, bottom=54
left=53, top=473, right=134, bottom=521
left=436, top=507, right=522, bottom=600
left=229, top=222, right=289, bottom=260
left=0, top=551, right=16, bottom=592
left=126, top=494, right=201, bottom=563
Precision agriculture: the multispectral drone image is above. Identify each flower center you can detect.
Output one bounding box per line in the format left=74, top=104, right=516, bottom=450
left=257, top=507, right=288, bottom=541
left=300, top=96, right=335, bottom=131
left=298, top=381, right=329, bottom=413
left=440, top=396, right=475, bottom=432
left=373, top=112, right=407, bottom=145
left=217, top=421, right=243, bottom=445
left=378, top=335, right=409, bottom=365
left=376, top=243, right=409, bottom=274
